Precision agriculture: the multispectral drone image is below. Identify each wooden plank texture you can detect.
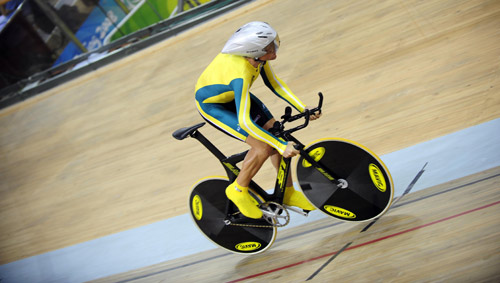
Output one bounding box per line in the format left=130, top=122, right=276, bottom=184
left=0, top=0, right=499, bottom=265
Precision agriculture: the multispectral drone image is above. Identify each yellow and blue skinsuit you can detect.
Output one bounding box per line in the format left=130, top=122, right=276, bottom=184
left=195, top=53, right=306, bottom=155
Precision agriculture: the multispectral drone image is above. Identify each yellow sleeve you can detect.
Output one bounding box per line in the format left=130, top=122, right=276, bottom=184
left=261, top=62, right=306, bottom=112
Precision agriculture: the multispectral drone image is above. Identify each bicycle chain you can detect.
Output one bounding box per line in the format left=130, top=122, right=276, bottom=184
left=225, top=202, right=290, bottom=228
left=226, top=213, right=277, bottom=228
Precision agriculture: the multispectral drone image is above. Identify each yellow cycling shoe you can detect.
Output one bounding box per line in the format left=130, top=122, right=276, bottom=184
left=284, top=186, right=316, bottom=211
left=225, top=181, right=263, bottom=219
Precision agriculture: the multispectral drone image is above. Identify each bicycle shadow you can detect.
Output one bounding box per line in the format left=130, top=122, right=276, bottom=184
left=232, top=214, right=422, bottom=275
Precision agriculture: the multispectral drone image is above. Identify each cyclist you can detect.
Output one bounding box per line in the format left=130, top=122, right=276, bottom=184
left=195, top=21, right=320, bottom=219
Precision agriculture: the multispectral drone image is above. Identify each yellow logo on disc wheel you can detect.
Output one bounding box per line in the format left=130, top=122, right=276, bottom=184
left=302, top=147, right=326, bottom=168
left=324, top=205, right=356, bottom=219
left=192, top=195, right=203, bottom=220
left=369, top=163, right=386, bottom=192
left=235, top=242, right=262, bottom=251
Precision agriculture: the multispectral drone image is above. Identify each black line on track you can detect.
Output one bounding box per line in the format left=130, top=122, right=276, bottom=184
left=305, top=242, right=352, bottom=281
left=305, top=162, right=428, bottom=280
left=393, top=172, right=500, bottom=209
left=360, top=217, right=379, bottom=232
left=400, top=162, right=428, bottom=199
left=111, top=169, right=500, bottom=282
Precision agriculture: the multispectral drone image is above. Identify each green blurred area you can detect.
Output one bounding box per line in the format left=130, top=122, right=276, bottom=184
left=110, top=0, right=212, bottom=42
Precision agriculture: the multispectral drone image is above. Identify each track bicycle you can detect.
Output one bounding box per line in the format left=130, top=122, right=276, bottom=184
left=173, top=92, right=394, bottom=254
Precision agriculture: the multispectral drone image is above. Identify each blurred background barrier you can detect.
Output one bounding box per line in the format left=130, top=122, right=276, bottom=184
left=0, top=0, right=251, bottom=109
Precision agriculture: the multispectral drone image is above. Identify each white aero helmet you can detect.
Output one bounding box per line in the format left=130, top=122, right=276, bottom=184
left=221, top=21, right=280, bottom=58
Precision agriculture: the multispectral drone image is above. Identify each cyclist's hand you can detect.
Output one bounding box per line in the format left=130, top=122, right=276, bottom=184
left=305, top=108, right=322, bottom=121
left=283, top=142, right=300, bottom=158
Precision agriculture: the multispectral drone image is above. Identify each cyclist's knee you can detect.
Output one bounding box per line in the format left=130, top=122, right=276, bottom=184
left=260, top=144, right=275, bottom=157
left=253, top=142, right=274, bottom=158
left=247, top=136, right=274, bottom=158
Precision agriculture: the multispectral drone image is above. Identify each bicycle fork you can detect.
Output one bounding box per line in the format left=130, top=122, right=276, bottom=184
left=287, top=136, right=348, bottom=189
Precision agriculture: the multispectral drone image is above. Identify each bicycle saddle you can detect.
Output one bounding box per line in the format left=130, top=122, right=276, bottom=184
left=172, top=122, right=205, bottom=140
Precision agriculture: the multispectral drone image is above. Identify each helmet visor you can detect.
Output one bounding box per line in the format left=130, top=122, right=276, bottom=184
left=263, top=35, right=280, bottom=55
left=274, top=34, right=280, bottom=53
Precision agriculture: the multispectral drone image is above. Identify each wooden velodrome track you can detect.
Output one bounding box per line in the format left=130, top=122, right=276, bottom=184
left=1, top=0, right=499, bottom=281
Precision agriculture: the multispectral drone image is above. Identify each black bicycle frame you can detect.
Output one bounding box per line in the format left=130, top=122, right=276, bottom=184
left=189, top=128, right=289, bottom=205
left=174, top=92, right=342, bottom=218
left=269, top=92, right=343, bottom=186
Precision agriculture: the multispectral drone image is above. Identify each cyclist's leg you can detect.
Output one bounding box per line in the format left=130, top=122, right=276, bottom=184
left=236, top=94, right=280, bottom=187
left=263, top=120, right=316, bottom=210
left=237, top=135, right=275, bottom=187
left=261, top=119, right=292, bottom=187
left=196, top=101, right=247, bottom=141
left=225, top=136, right=275, bottom=219
left=197, top=101, right=265, bottom=218
left=248, top=96, right=315, bottom=211
left=228, top=95, right=286, bottom=218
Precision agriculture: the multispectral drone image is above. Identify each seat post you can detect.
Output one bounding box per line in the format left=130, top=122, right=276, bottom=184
left=190, top=130, right=227, bottom=161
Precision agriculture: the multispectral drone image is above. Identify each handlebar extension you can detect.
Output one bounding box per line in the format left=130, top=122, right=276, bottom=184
left=271, top=92, right=324, bottom=138
left=281, top=92, right=323, bottom=123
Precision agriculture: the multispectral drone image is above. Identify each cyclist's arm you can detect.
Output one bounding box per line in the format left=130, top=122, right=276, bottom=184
left=230, top=77, right=288, bottom=155
left=260, top=62, right=306, bottom=113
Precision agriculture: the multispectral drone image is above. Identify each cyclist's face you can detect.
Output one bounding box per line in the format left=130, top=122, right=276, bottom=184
left=258, top=41, right=278, bottom=61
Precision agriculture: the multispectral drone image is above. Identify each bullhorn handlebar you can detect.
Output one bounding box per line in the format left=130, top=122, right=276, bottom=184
left=270, top=92, right=323, bottom=138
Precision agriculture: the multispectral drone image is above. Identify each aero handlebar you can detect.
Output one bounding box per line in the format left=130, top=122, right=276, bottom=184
left=282, top=92, right=323, bottom=123
left=271, top=92, right=323, bottom=138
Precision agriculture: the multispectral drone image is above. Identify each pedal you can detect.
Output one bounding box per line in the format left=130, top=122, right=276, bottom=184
left=260, top=202, right=290, bottom=227
left=284, top=205, right=309, bottom=216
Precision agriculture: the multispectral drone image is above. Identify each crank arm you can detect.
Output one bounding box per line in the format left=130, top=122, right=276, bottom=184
left=284, top=205, right=309, bottom=216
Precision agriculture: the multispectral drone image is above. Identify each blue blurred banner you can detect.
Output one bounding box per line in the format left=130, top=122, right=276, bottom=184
left=54, top=0, right=126, bottom=66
